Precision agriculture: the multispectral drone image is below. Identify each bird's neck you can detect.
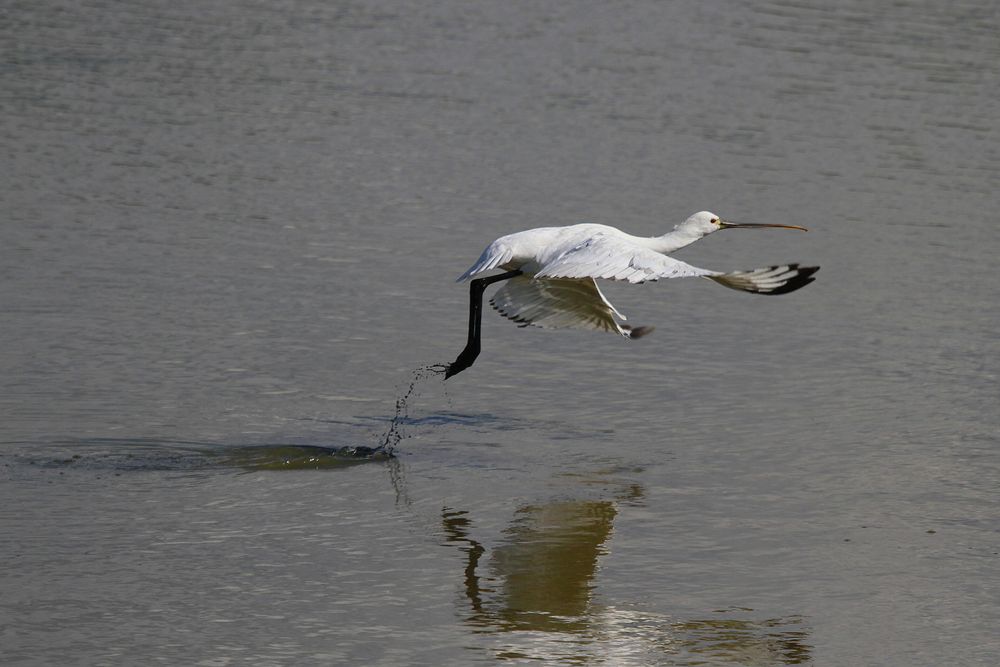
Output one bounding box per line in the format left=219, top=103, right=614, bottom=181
left=645, top=227, right=705, bottom=254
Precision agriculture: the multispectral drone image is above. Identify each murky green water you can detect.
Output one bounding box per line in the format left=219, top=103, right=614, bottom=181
left=2, top=1, right=998, bottom=664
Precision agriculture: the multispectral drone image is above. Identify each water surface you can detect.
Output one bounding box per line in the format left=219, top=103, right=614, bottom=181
left=2, top=1, right=998, bottom=664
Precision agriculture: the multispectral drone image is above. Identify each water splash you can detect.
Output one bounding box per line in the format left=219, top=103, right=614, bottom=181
left=376, top=364, right=447, bottom=455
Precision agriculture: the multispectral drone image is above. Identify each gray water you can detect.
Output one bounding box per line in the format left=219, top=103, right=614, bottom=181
left=2, top=1, right=998, bottom=664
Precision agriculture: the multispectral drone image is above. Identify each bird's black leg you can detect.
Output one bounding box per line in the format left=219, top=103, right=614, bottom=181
left=445, top=270, right=522, bottom=379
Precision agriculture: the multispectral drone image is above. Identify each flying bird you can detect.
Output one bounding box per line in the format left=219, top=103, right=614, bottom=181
left=444, top=211, right=819, bottom=378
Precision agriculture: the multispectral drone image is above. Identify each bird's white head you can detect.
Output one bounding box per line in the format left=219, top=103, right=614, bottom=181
left=676, top=211, right=724, bottom=236
left=676, top=211, right=809, bottom=237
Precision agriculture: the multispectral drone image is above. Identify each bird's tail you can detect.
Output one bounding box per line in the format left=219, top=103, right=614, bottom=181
left=708, top=264, right=819, bottom=295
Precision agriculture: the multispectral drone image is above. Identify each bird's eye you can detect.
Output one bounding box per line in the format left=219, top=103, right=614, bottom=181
left=711, top=218, right=720, bottom=224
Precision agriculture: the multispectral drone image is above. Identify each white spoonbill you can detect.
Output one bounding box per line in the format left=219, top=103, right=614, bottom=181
left=444, top=211, right=819, bottom=378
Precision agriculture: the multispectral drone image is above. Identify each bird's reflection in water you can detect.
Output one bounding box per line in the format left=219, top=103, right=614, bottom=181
left=446, top=500, right=617, bottom=634
left=442, top=487, right=812, bottom=665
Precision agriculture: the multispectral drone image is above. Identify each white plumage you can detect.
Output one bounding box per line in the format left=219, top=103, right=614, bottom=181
left=489, top=275, right=647, bottom=337
left=456, top=212, right=819, bottom=339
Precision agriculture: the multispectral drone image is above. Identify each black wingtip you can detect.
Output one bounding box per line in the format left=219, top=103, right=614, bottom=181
left=767, top=265, right=820, bottom=295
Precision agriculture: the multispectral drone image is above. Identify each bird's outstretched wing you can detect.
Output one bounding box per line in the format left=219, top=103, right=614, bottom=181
left=489, top=275, right=652, bottom=338
left=708, top=264, right=820, bottom=295
left=536, top=234, right=820, bottom=294
left=535, top=235, right=717, bottom=284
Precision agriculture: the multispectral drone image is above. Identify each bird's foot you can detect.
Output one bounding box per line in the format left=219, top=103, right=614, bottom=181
left=443, top=362, right=466, bottom=380
left=443, top=349, right=478, bottom=379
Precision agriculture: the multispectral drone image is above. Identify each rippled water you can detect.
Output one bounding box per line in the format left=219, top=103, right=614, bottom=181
left=2, top=1, right=998, bottom=664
